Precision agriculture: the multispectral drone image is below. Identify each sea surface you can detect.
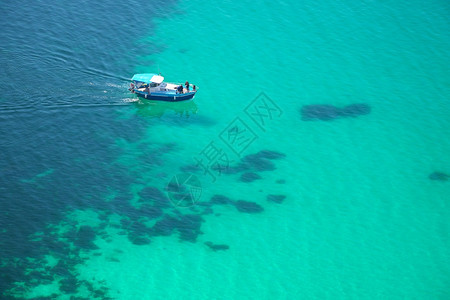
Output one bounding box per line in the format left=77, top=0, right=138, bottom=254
left=1, top=0, right=449, bottom=299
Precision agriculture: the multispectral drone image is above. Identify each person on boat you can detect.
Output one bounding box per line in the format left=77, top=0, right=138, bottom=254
left=185, top=81, right=190, bottom=92
left=193, top=85, right=196, bottom=91
left=144, top=85, right=149, bottom=93
left=129, top=82, right=135, bottom=92
left=177, top=85, right=183, bottom=94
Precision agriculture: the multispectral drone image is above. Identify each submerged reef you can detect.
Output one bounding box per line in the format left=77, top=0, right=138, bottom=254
left=204, top=241, right=230, bottom=251
left=339, top=103, right=371, bottom=117
left=300, top=103, right=371, bottom=121
left=301, top=105, right=340, bottom=121
left=266, top=194, right=286, bottom=203
left=192, top=194, right=268, bottom=215
left=139, top=186, right=171, bottom=208
left=207, top=149, right=286, bottom=175
left=233, top=200, right=264, bottom=213
left=429, top=171, right=449, bottom=181
left=240, top=172, right=262, bottom=182
left=182, top=150, right=286, bottom=183
left=209, top=194, right=232, bottom=205
left=239, top=150, right=285, bottom=172
left=150, top=214, right=204, bottom=242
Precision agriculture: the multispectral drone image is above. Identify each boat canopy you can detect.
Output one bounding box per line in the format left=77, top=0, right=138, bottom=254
left=131, top=73, right=164, bottom=84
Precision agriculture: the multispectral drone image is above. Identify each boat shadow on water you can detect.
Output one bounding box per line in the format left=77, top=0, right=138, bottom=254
left=133, top=99, right=217, bottom=127
left=133, top=99, right=198, bottom=119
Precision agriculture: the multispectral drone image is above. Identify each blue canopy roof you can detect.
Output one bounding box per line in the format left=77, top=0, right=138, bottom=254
left=131, top=73, right=164, bottom=84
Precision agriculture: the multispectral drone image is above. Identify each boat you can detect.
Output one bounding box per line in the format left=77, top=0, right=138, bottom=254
left=130, top=73, right=198, bottom=102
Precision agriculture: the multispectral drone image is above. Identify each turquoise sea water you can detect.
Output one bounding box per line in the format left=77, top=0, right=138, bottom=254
left=1, top=0, right=449, bottom=299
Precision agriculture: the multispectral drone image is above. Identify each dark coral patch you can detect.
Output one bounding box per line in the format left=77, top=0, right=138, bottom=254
left=267, top=194, right=286, bottom=203
left=256, top=150, right=286, bottom=160
left=204, top=241, right=229, bottom=251
left=138, top=186, right=171, bottom=208
left=128, top=235, right=151, bottom=245
left=240, top=172, right=262, bottom=182
left=339, top=103, right=371, bottom=117
left=126, top=220, right=152, bottom=245
left=210, top=194, right=232, bottom=205
left=120, top=218, right=132, bottom=228
left=176, top=214, right=204, bottom=242
left=109, top=193, right=140, bottom=215
left=180, top=164, right=202, bottom=173
left=59, top=277, right=79, bottom=294
left=172, top=192, right=191, bottom=200
left=301, top=105, right=340, bottom=121
left=214, top=163, right=247, bottom=174
left=300, top=103, right=371, bottom=121
left=429, top=171, right=449, bottom=181
left=202, top=207, right=214, bottom=215
left=234, top=200, right=264, bottom=213
left=165, top=173, right=202, bottom=207
left=150, top=214, right=204, bottom=242
left=27, top=270, right=53, bottom=283
left=164, top=113, right=217, bottom=127
left=151, top=216, right=178, bottom=236
left=240, top=150, right=285, bottom=172
left=139, top=204, right=163, bottom=219
left=52, top=259, right=72, bottom=277
left=73, top=226, right=98, bottom=250
left=157, top=142, right=177, bottom=153
left=241, top=153, right=276, bottom=171
left=218, top=150, right=285, bottom=175
left=242, top=158, right=275, bottom=172
left=196, top=201, right=211, bottom=207
left=129, top=220, right=150, bottom=235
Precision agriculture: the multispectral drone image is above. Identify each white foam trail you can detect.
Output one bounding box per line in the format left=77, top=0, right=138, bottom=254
left=122, top=97, right=139, bottom=103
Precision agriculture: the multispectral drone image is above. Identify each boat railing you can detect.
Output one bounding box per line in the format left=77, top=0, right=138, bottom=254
left=133, top=83, right=198, bottom=94
left=173, top=83, right=198, bottom=93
